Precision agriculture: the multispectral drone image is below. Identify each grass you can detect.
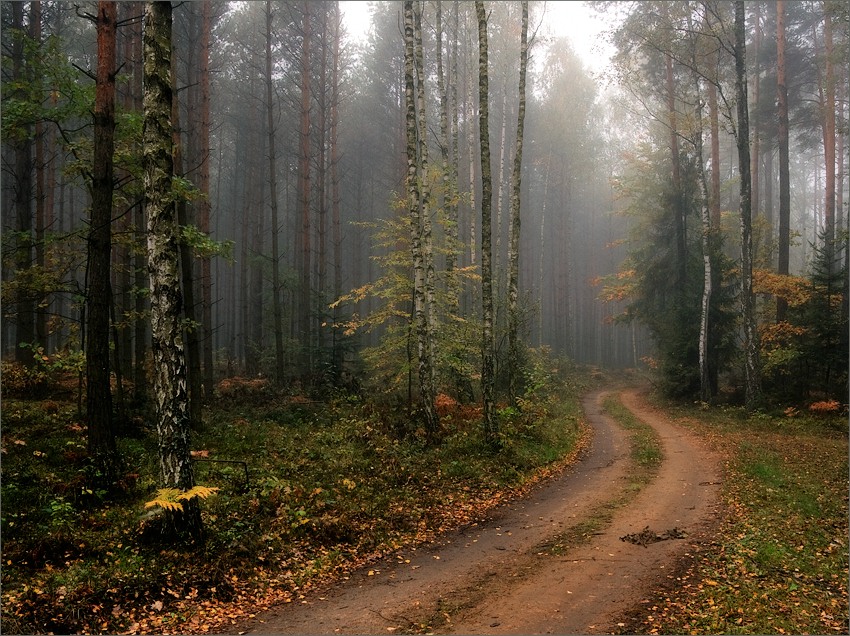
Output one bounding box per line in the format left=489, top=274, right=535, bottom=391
left=617, top=399, right=849, bottom=635
left=0, top=356, right=595, bottom=635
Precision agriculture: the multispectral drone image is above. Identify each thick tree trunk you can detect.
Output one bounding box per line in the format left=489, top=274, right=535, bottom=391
left=507, top=0, right=528, bottom=407
left=476, top=1, right=496, bottom=444
left=734, top=0, right=762, bottom=410
left=87, top=1, right=120, bottom=484
left=413, top=1, right=438, bottom=397
left=144, top=0, right=202, bottom=542
left=404, top=1, right=439, bottom=440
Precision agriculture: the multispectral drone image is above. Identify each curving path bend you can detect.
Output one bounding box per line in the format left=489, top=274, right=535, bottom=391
left=242, top=388, right=721, bottom=635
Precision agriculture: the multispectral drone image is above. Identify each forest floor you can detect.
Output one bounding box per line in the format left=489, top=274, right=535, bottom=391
left=238, top=387, right=724, bottom=634
left=3, top=371, right=845, bottom=635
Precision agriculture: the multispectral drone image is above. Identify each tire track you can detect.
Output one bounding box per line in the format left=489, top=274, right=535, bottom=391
left=242, top=388, right=720, bottom=635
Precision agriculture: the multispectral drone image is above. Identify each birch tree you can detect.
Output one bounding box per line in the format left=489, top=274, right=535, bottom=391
left=144, top=0, right=202, bottom=541
left=507, top=0, right=528, bottom=406
left=404, top=0, right=439, bottom=440
left=476, top=1, right=496, bottom=443
left=733, top=0, right=762, bottom=409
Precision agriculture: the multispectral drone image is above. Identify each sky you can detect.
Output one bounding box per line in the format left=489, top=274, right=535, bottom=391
left=339, top=1, right=616, bottom=76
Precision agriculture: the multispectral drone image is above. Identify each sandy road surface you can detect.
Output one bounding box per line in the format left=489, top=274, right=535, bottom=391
left=241, top=388, right=721, bottom=635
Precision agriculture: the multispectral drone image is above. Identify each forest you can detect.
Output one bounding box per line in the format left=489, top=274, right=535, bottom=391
left=1, top=1, right=847, bottom=634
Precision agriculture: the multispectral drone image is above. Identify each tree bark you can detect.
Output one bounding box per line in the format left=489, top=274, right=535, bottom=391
left=11, top=1, right=36, bottom=365
left=821, top=5, right=836, bottom=263
left=666, top=52, right=686, bottom=290
left=172, top=49, right=202, bottom=430
left=692, top=68, right=713, bottom=403
left=507, top=0, right=528, bottom=406
left=708, top=78, right=721, bottom=227
left=199, top=0, right=214, bottom=396
left=413, top=1, right=438, bottom=396
left=87, top=0, right=120, bottom=484
left=299, top=0, right=313, bottom=377
left=265, top=1, right=285, bottom=384
left=330, top=1, right=343, bottom=377
left=776, top=0, right=791, bottom=322
left=476, top=1, right=496, bottom=443
left=144, top=0, right=202, bottom=542
left=32, top=1, right=48, bottom=350
left=734, top=0, right=762, bottom=410
left=404, top=0, right=439, bottom=440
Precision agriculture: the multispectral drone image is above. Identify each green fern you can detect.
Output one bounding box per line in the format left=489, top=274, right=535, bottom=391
left=144, top=485, right=219, bottom=513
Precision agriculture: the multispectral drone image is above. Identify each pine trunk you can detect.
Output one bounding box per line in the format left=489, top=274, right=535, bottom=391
left=12, top=2, right=35, bottom=365
left=172, top=52, right=202, bottom=430
left=330, top=1, right=343, bottom=377
left=776, top=0, right=791, bottom=322
left=822, top=8, right=836, bottom=263
left=199, top=0, right=214, bottom=396
left=734, top=0, right=762, bottom=410
left=299, top=1, right=313, bottom=377
left=87, top=1, right=119, bottom=483
left=265, top=1, right=285, bottom=384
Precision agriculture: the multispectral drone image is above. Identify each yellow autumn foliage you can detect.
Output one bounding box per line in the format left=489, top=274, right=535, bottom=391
left=752, top=269, right=811, bottom=307
left=144, top=485, right=220, bottom=513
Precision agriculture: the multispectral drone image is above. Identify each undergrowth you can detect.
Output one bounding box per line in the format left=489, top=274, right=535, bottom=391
left=1, top=357, right=596, bottom=635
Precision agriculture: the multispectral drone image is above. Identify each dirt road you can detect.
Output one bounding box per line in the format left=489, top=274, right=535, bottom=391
left=243, top=388, right=721, bottom=635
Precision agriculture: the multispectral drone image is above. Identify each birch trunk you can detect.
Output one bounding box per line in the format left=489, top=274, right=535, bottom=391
left=414, top=1, right=437, bottom=392
left=144, top=0, right=202, bottom=541
left=507, top=0, right=528, bottom=406
left=404, top=1, right=438, bottom=439
left=476, top=1, right=496, bottom=443
left=691, top=67, right=713, bottom=403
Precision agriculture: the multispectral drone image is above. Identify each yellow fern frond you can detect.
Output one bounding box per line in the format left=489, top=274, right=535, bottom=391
left=178, top=485, right=220, bottom=501
left=145, top=488, right=185, bottom=512
left=144, top=485, right=219, bottom=513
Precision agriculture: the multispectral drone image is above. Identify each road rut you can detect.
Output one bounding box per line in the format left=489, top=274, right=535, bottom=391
left=242, top=388, right=721, bottom=635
